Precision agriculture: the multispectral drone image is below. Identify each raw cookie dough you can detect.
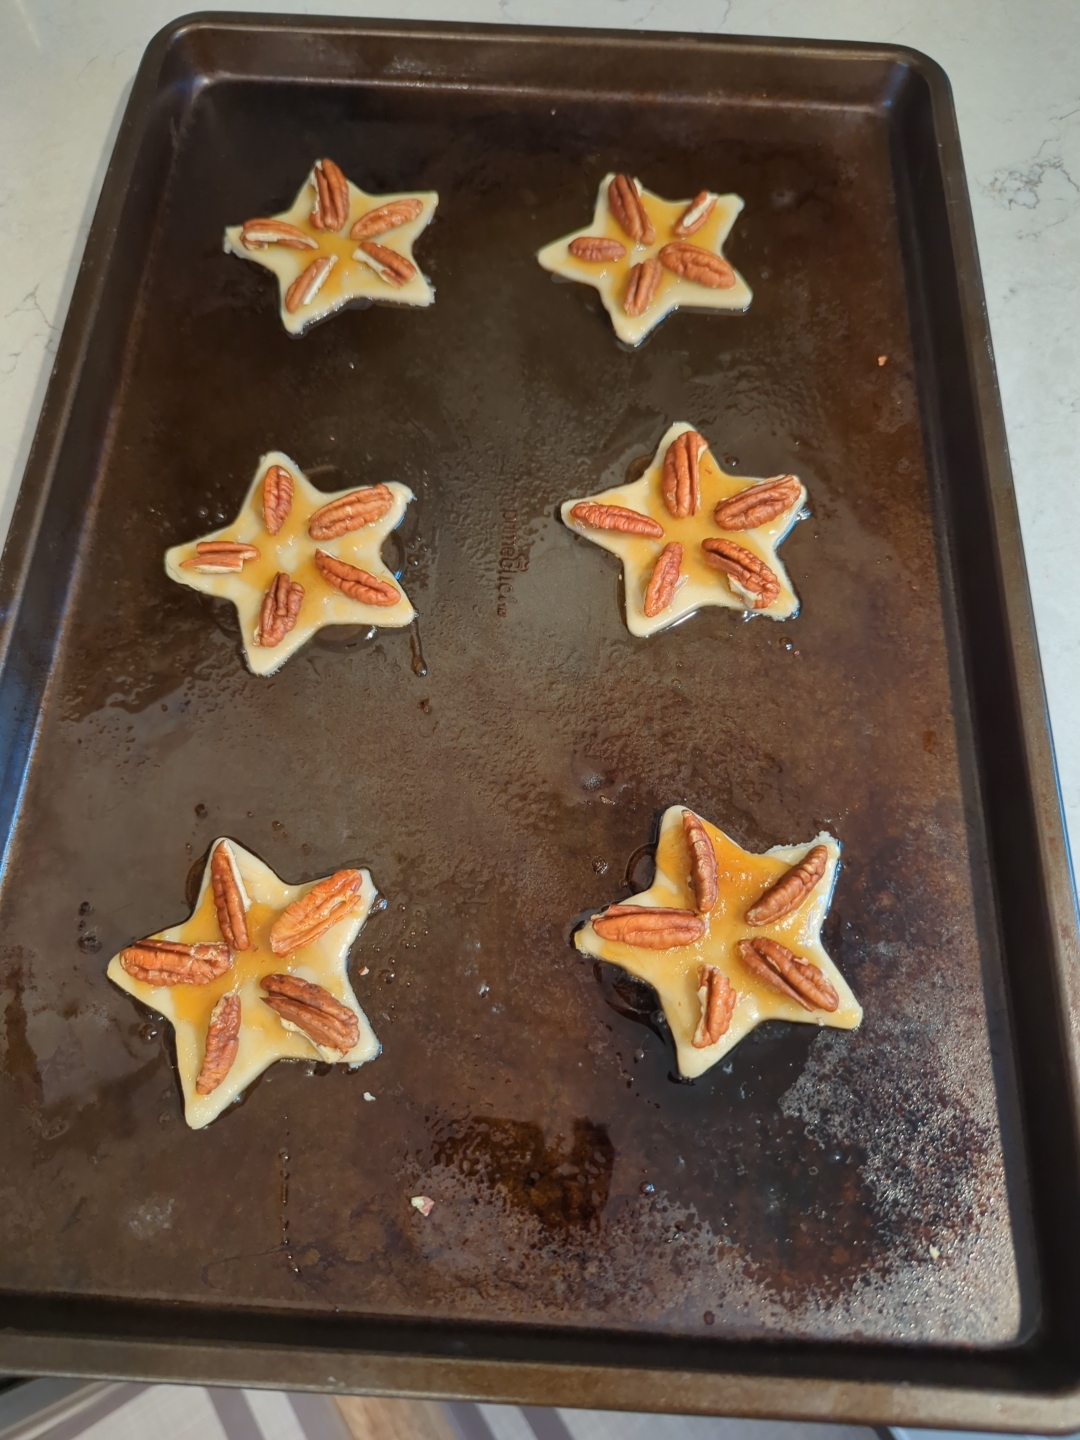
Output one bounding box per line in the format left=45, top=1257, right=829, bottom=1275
left=108, top=839, right=381, bottom=1128
left=575, top=806, right=861, bottom=1079
left=224, top=158, right=437, bottom=335
left=562, top=422, right=805, bottom=637
left=537, top=173, right=751, bottom=345
left=166, top=451, right=415, bottom=676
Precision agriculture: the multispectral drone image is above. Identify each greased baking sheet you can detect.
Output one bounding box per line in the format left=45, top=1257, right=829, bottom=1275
left=1, top=15, right=1078, bottom=1429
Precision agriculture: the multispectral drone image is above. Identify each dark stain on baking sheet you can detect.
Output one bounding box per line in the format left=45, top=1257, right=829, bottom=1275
left=0, top=69, right=1036, bottom=1348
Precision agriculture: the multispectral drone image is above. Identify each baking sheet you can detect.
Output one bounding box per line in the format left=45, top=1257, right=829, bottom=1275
left=0, top=14, right=1078, bottom=1429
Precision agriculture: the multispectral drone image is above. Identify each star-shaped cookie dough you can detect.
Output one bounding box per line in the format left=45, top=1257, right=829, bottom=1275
left=537, top=173, right=751, bottom=345
left=165, top=450, right=415, bottom=676
left=107, top=838, right=381, bottom=1128
left=224, top=157, right=437, bottom=335
left=562, top=422, right=806, bottom=637
left=575, top=806, right=861, bottom=1079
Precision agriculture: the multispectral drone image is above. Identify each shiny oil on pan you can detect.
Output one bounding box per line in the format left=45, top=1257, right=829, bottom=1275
left=0, top=16, right=1077, bottom=1431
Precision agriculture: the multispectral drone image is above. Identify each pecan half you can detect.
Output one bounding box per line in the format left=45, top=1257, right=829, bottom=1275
left=701, top=538, right=780, bottom=609
left=256, top=573, right=304, bottom=647
left=624, top=257, right=662, bottom=317
left=682, top=810, right=718, bottom=913
left=195, top=993, right=241, bottom=1094
left=592, top=904, right=705, bottom=950
left=570, top=502, right=664, bottom=538
left=644, top=542, right=682, bottom=617
left=180, top=542, right=260, bottom=574
left=350, top=198, right=423, bottom=241
left=262, top=464, right=293, bottom=535
left=569, top=236, right=627, bottom=262
left=119, top=938, right=231, bottom=986
left=241, top=219, right=319, bottom=251
left=261, top=973, right=360, bottom=1055
left=745, top=845, right=829, bottom=925
left=269, top=869, right=365, bottom=955
left=314, top=550, right=400, bottom=606
left=662, top=429, right=707, bottom=519
left=737, top=937, right=838, bottom=1012
left=608, top=174, right=655, bottom=245
left=355, top=241, right=417, bottom=288
left=692, top=964, right=736, bottom=1047
left=310, top=158, right=350, bottom=232
left=673, top=192, right=717, bottom=238
left=658, top=242, right=736, bottom=289
left=714, top=475, right=802, bottom=531
left=308, top=485, right=394, bottom=540
left=285, top=254, right=336, bottom=314
left=210, top=841, right=249, bottom=952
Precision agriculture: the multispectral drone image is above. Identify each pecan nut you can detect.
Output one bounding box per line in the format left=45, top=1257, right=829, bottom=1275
left=662, top=430, right=707, bottom=519
left=592, top=904, right=705, bottom=950
left=261, top=973, right=360, bottom=1055
left=692, top=964, right=736, bottom=1047
left=608, top=174, right=655, bottom=245
left=644, top=542, right=682, bottom=617
left=714, top=475, right=802, bottom=531
left=624, top=257, right=662, bottom=317
left=240, top=218, right=318, bottom=251
left=570, top=502, right=664, bottom=538
left=682, top=810, right=718, bottom=913
left=350, top=198, right=423, bottom=241
left=308, top=484, right=394, bottom=540
left=210, top=841, right=250, bottom=951
left=745, top=845, right=828, bottom=925
left=310, top=158, right=350, bottom=232
left=355, top=241, right=417, bottom=288
left=262, top=464, right=294, bottom=535
left=256, top=573, right=304, bottom=647
left=673, top=192, right=717, bottom=238
left=701, top=538, right=780, bottom=609
left=269, top=869, right=365, bottom=955
left=196, top=993, right=241, bottom=1094
left=119, top=938, right=231, bottom=986
left=285, top=254, right=336, bottom=314
left=568, top=236, right=627, bottom=262
left=180, top=542, right=260, bottom=573
left=658, top=242, right=736, bottom=289
left=737, top=937, right=839, bottom=1012
left=314, top=550, right=400, bottom=606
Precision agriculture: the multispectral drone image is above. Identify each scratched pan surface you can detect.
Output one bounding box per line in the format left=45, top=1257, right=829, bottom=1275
left=2, top=15, right=1080, bottom=1427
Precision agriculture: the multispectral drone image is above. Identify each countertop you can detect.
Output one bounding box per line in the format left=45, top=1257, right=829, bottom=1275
left=1, top=0, right=1078, bottom=871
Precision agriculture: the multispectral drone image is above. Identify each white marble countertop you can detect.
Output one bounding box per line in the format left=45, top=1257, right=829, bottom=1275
left=1, top=0, right=1078, bottom=872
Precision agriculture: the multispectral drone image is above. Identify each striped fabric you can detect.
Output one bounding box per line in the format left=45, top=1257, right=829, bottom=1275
left=0, top=1382, right=889, bottom=1440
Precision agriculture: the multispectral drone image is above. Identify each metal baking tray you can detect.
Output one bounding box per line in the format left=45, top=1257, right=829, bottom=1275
left=2, top=12, right=1079, bottom=1429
